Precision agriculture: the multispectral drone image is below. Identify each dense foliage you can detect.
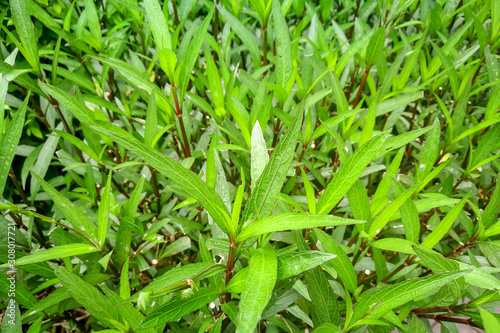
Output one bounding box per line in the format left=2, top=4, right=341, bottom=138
left=1, top=0, right=500, bottom=332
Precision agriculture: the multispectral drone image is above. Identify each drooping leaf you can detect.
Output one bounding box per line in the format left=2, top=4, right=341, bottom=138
left=92, top=124, right=233, bottom=236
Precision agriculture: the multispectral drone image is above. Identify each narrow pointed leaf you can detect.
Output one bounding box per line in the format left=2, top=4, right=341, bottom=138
left=236, top=213, right=364, bottom=242
left=54, top=266, right=122, bottom=328
left=0, top=244, right=99, bottom=268
left=144, top=0, right=171, bottom=51
left=251, top=121, right=269, bottom=188
left=0, top=94, right=28, bottom=196
left=92, top=124, right=232, bottom=236
left=241, top=102, right=304, bottom=222
left=317, top=132, right=389, bottom=214
left=32, top=171, right=98, bottom=243
left=277, top=251, right=336, bottom=280
left=237, top=248, right=277, bottom=333
left=351, top=271, right=470, bottom=323
left=421, top=193, right=470, bottom=248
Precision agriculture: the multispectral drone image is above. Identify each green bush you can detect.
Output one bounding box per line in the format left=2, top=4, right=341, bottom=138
left=1, top=0, right=500, bottom=332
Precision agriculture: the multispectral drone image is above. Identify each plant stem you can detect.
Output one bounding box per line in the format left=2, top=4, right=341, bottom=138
left=352, top=66, right=370, bottom=109
left=381, top=255, right=416, bottom=283
left=151, top=168, right=162, bottom=215
left=416, top=314, right=482, bottom=330
left=224, top=242, right=237, bottom=303
left=9, top=168, right=29, bottom=206
left=263, top=23, right=268, bottom=67
left=171, top=84, right=192, bottom=158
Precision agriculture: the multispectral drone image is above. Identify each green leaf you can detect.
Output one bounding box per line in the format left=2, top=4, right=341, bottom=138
left=92, top=56, right=174, bottom=120
left=31, top=171, right=98, bottom=244
left=120, top=258, right=130, bottom=300
left=136, top=288, right=220, bottom=329
left=351, top=271, right=470, bottom=324
left=25, top=317, right=43, bottom=333
left=277, top=251, right=336, bottom=280
left=204, top=46, right=224, bottom=111
left=416, top=118, right=440, bottom=183
left=159, top=48, right=177, bottom=83
left=365, top=26, right=386, bottom=66
left=0, top=93, right=28, bottom=196
left=469, top=125, right=500, bottom=172
left=421, top=193, right=471, bottom=248
left=92, top=124, right=232, bottom=236
left=39, top=82, right=96, bottom=127
left=408, top=314, right=426, bottom=333
left=480, top=306, right=500, bottom=333
left=217, top=5, right=261, bottom=68
left=451, top=117, right=500, bottom=144
left=131, top=263, right=225, bottom=301
left=52, top=129, right=100, bottom=162
left=376, top=125, right=436, bottom=160
left=347, top=180, right=371, bottom=229
left=250, top=121, right=269, bottom=189
left=19, top=288, right=70, bottom=320
left=144, top=93, right=157, bottom=148
left=413, top=245, right=465, bottom=299
left=368, top=181, right=421, bottom=239
left=83, top=0, right=102, bottom=49
left=236, top=212, right=364, bottom=242
left=312, top=323, right=341, bottom=333
left=178, top=9, right=214, bottom=99
left=0, top=244, right=99, bottom=268
left=390, top=178, right=420, bottom=243
left=272, top=0, right=293, bottom=89
left=144, top=0, right=171, bottom=51
left=371, top=238, right=416, bottom=255
left=1, top=301, right=21, bottom=333
left=10, top=0, right=39, bottom=73
left=0, top=273, right=37, bottom=308
left=237, top=248, right=277, bottom=333
left=313, top=228, right=358, bottom=293
left=135, top=288, right=220, bottom=330
left=100, top=285, right=156, bottom=333
left=335, top=32, right=373, bottom=77
left=457, top=262, right=500, bottom=290
left=483, top=175, right=500, bottom=228
left=225, top=267, right=248, bottom=293
left=294, top=231, right=340, bottom=326
left=54, top=266, right=122, bottom=328
left=241, top=102, right=304, bottom=222
left=97, top=171, right=112, bottom=249
left=300, top=168, right=316, bottom=214
left=317, top=131, right=389, bottom=215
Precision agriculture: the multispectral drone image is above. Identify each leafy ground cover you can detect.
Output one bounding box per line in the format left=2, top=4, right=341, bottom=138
left=1, top=0, right=500, bottom=332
